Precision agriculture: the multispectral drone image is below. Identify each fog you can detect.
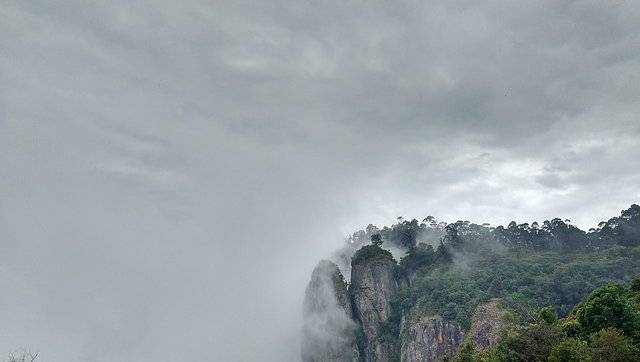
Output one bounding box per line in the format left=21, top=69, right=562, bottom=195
left=302, top=260, right=356, bottom=361
left=1, top=1, right=640, bottom=361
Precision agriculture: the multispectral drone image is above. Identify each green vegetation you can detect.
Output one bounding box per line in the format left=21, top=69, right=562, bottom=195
left=590, top=328, right=639, bottom=362
left=453, top=281, right=640, bottom=361
left=343, top=204, right=640, bottom=361
left=404, top=245, right=640, bottom=328
left=574, top=284, right=640, bottom=341
left=351, top=243, right=394, bottom=266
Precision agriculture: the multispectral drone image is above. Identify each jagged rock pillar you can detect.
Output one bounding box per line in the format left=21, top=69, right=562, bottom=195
left=302, top=260, right=359, bottom=361
left=349, top=246, right=398, bottom=362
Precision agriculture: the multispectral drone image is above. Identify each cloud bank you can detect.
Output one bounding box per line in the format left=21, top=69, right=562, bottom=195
left=1, top=1, right=639, bottom=361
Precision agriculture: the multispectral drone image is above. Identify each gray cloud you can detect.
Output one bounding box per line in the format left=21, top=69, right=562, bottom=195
left=1, top=0, right=640, bottom=361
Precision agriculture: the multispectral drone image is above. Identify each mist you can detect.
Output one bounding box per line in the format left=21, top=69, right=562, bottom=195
left=302, top=260, right=357, bottom=362
left=2, top=1, right=640, bottom=361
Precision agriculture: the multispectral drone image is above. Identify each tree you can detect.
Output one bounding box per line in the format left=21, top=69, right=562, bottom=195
left=453, top=341, right=476, bottom=362
left=630, top=277, right=640, bottom=293
left=548, top=338, right=590, bottom=362
left=443, top=225, right=462, bottom=249
left=573, top=284, right=640, bottom=340
left=7, top=351, right=38, bottom=362
left=590, top=327, right=639, bottom=362
left=494, top=323, right=563, bottom=361
left=370, top=233, right=383, bottom=246
left=539, top=306, right=558, bottom=324
left=365, top=224, right=379, bottom=237
left=435, top=241, right=452, bottom=263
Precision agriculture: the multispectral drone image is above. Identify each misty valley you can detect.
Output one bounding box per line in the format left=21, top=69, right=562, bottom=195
left=302, top=204, right=640, bottom=362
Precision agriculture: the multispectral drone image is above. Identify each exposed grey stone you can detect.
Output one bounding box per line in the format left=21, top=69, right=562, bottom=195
left=400, top=315, right=464, bottom=362
left=302, top=260, right=359, bottom=362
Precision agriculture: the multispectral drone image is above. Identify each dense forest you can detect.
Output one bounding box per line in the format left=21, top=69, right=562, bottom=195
left=452, top=281, right=640, bottom=361
left=313, top=204, right=640, bottom=361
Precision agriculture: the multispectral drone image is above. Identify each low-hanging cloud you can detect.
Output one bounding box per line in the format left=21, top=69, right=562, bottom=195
left=1, top=1, right=640, bottom=361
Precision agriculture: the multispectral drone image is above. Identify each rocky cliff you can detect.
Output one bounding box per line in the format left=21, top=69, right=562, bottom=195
left=302, top=246, right=513, bottom=361
left=302, top=260, right=359, bottom=362
left=349, top=246, right=398, bottom=362
left=468, top=299, right=510, bottom=351
left=400, top=315, right=464, bottom=362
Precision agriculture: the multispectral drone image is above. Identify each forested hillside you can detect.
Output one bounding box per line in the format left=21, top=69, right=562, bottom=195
left=304, top=204, right=640, bottom=361
left=452, top=281, right=640, bottom=361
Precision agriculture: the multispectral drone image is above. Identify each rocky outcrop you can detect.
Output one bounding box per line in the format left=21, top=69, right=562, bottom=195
left=350, top=246, right=398, bottom=362
left=302, top=260, right=359, bottom=362
left=400, top=315, right=464, bottom=362
left=302, top=247, right=510, bottom=362
left=468, top=299, right=509, bottom=351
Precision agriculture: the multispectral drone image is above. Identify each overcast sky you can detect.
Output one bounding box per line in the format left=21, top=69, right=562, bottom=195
left=1, top=1, right=640, bottom=361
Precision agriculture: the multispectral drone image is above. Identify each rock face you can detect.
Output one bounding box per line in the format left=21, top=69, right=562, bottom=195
left=468, top=299, right=509, bottom=351
left=302, top=260, right=359, bottom=362
left=350, top=247, right=398, bottom=362
left=303, top=247, right=508, bottom=362
left=400, top=315, right=464, bottom=362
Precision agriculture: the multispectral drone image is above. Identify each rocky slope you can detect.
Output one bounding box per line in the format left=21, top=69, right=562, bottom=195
left=301, top=260, right=359, bottom=362
left=468, top=299, right=510, bottom=351
left=400, top=315, right=464, bottom=362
